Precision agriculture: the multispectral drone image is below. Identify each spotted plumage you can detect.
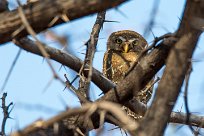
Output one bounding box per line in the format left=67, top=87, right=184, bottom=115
left=103, top=30, right=153, bottom=104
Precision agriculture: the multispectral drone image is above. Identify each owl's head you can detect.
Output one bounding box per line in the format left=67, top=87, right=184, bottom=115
left=107, top=30, right=147, bottom=53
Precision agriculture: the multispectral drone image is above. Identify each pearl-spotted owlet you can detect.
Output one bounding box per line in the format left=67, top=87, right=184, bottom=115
left=103, top=30, right=153, bottom=105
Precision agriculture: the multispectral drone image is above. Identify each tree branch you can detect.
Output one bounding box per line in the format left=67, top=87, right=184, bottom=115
left=9, top=99, right=204, bottom=136
left=0, top=93, right=13, bottom=136
left=14, top=37, right=114, bottom=93
left=135, top=0, right=204, bottom=135
left=78, top=11, right=106, bottom=100
left=11, top=102, right=138, bottom=136
left=0, top=0, right=127, bottom=44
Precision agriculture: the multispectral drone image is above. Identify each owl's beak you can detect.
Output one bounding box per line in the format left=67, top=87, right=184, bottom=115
left=123, top=43, right=129, bottom=53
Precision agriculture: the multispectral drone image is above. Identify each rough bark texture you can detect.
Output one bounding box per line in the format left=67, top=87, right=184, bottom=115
left=0, top=0, right=127, bottom=44
left=135, top=0, right=204, bottom=135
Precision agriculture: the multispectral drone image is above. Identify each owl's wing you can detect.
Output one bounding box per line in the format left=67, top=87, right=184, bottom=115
left=103, top=50, right=113, bottom=81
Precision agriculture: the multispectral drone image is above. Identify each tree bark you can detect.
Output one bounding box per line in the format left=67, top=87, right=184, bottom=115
left=135, top=0, right=204, bottom=135
left=0, top=0, right=127, bottom=44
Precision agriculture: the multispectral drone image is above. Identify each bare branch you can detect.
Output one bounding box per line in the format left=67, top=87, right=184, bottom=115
left=14, top=37, right=114, bottom=94
left=0, top=93, right=13, bottom=136
left=135, top=0, right=204, bottom=135
left=14, top=32, right=174, bottom=105
left=10, top=102, right=137, bottom=136
left=16, top=2, right=64, bottom=85
left=183, top=62, right=196, bottom=134
left=64, top=74, right=88, bottom=104
left=0, top=0, right=127, bottom=44
left=79, top=11, right=106, bottom=99
left=170, top=112, right=204, bottom=128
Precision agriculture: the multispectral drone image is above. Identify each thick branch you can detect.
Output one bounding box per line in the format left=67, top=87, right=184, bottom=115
left=10, top=99, right=204, bottom=136
left=0, top=0, right=127, bottom=44
left=170, top=112, right=204, bottom=128
left=15, top=37, right=114, bottom=93
left=11, top=102, right=138, bottom=136
left=136, top=0, right=204, bottom=135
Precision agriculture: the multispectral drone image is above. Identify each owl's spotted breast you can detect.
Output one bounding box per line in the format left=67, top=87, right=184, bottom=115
left=103, top=50, right=137, bottom=83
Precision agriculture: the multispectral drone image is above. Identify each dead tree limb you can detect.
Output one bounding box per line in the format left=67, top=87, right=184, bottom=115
left=0, top=0, right=127, bottom=44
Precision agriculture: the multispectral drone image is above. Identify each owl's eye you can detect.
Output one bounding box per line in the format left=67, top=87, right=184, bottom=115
left=115, top=38, right=122, bottom=44
left=132, top=40, right=138, bottom=46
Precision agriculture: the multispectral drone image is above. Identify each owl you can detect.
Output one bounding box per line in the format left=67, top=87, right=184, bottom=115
left=103, top=30, right=153, bottom=104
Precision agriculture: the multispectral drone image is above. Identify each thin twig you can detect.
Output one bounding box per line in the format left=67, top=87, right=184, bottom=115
left=64, top=74, right=88, bottom=103
left=184, top=61, right=198, bottom=135
left=143, top=0, right=161, bottom=37
left=137, top=77, right=160, bottom=96
left=42, top=76, right=55, bottom=93
left=1, top=49, right=21, bottom=92
left=70, top=75, right=79, bottom=85
left=16, top=1, right=64, bottom=85
left=0, top=93, right=14, bottom=136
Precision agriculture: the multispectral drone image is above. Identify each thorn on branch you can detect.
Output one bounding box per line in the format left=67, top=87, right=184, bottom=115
left=70, top=75, right=79, bottom=85
left=104, top=20, right=120, bottom=23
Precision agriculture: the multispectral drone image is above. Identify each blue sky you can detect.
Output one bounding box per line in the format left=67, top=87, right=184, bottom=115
left=1, top=0, right=204, bottom=135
